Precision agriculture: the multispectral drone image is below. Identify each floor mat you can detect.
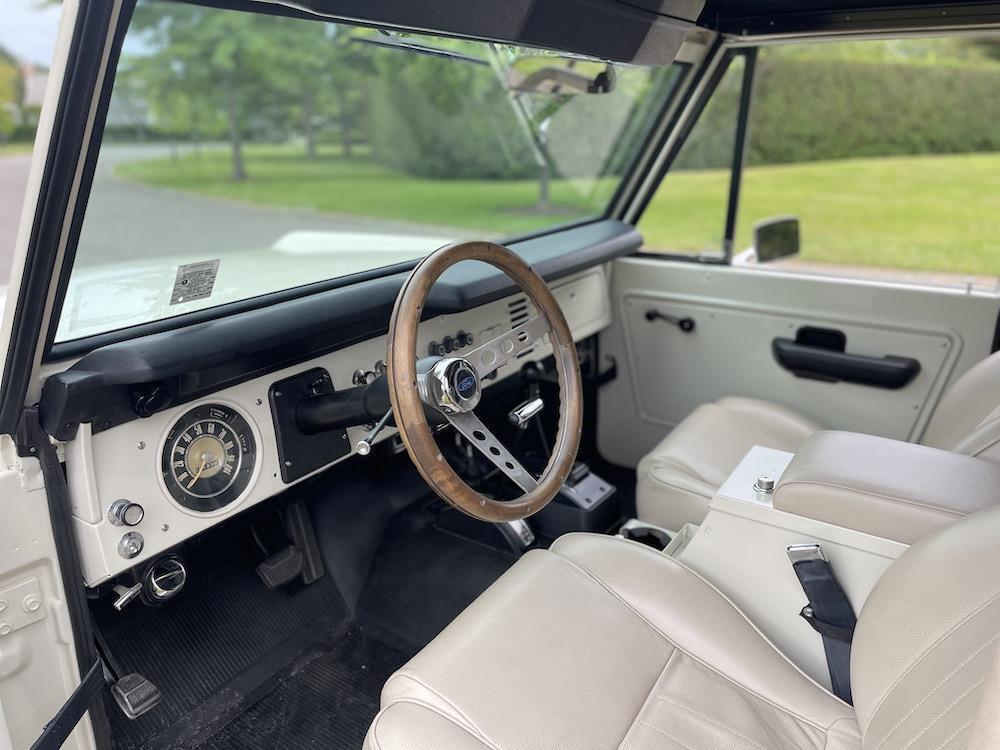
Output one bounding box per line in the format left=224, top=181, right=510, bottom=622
left=194, top=627, right=417, bottom=750
left=356, top=500, right=516, bottom=645
left=104, top=562, right=348, bottom=750
left=100, top=501, right=512, bottom=749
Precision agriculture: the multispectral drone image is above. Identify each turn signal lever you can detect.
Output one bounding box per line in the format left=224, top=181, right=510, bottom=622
left=645, top=309, right=695, bottom=333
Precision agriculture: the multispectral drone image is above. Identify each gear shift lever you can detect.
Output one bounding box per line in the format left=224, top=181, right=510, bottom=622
left=508, top=397, right=544, bottom=428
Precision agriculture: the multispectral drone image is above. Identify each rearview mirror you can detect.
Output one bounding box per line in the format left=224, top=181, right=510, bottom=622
left=753, top=215, right=800, bottom=263
left=507, top=55, right=616, bottom=95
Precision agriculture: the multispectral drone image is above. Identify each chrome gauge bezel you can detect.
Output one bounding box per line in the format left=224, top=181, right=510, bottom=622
left=160, top=403, right=257, bottom=513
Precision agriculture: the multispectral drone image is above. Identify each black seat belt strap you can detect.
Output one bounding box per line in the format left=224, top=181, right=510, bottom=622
left=787, top=543, right=857, bottom=704
left=30, top=660, right=109, bottom=750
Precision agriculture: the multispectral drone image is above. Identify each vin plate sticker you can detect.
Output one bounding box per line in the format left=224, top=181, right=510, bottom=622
left=170, top=259, right=220, bottom=305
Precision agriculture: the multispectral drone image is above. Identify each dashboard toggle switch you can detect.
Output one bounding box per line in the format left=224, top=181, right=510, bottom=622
left=108, top=499, right=145, bottom=527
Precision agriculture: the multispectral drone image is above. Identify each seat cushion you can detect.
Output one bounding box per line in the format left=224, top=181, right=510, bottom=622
left=364, top=533, right=859, bottom=750
left=637, top=396, right=821, bottom=530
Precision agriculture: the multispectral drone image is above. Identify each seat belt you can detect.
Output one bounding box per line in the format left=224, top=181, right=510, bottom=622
left=787, top=544, right=857, bottom=704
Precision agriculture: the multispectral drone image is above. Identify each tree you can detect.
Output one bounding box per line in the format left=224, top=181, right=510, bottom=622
left=128, top=5, right=291, bottom=180
left=0, top=46, right=24, bottom=142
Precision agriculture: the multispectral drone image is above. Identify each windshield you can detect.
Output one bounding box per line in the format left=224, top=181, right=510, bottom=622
left=55, top=0, right=683, bottom=342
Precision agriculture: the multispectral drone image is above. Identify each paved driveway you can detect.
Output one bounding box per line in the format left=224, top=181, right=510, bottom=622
left=0, top=143, right=452, bottom=286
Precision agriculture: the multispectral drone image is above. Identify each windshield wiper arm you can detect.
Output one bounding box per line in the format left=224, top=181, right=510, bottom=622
left=350, top=36, right=489, bottom=66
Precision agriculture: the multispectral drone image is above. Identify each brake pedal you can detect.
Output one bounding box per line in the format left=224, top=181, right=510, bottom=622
left=111, top=672, right=162, bottom=719
left=256, top=546, right=304, bottom=589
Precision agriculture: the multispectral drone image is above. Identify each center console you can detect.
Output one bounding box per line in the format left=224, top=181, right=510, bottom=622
left=645, top=430, right=1000, bottom=689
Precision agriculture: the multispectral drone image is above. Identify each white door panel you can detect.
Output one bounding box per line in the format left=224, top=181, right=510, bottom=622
left=599, top=258, right=1000, bottom=468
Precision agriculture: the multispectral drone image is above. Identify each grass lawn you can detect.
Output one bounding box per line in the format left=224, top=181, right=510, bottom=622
left=641, top=152, right=1000, bottom=276
left=119, top=146, right=1000, bottom=277
left=0, top=142, right=34, bottom=157
left=117, top=145, right=604, bottom=238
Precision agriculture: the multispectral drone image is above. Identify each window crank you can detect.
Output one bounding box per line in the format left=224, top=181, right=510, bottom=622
left=645, top=309, right=696, bottom=333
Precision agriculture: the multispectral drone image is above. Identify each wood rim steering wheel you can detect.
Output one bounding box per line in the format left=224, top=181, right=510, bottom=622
left=386, top=241, right=583, bottom=522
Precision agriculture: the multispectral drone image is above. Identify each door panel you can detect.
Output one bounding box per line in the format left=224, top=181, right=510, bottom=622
left=598, top=258, right=1000, bottom=467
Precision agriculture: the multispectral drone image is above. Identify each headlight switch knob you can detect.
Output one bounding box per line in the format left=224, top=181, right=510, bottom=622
left=108, top=499, right=145, bottom=527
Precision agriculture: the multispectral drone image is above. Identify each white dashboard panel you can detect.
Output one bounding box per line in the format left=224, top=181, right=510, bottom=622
left=65, top=267, right=611, bottom=585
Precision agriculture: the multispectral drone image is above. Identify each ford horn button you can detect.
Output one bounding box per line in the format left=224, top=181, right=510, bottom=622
left=455, top=368, right=478, bottom=399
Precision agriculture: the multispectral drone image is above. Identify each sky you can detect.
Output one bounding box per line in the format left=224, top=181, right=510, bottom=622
left=0, top=0, right=63, bottom=67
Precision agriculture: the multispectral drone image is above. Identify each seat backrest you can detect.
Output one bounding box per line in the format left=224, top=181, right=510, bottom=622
left=851, top=503, right=1000, bottom=749
left=922, top=350, right=1000, bottom=461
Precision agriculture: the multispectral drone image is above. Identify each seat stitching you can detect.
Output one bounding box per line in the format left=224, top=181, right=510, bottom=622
left=383, top=670, right=492, bottom=741
left=374, top=698, right=501, bottom=750
left=872, top=631, right=1000, bottom=749
left=647, top=456, right=719, bottom=489
left=823, top=717, right=860, bottom=750
left=645, top=467, right=715, bottom=497
left=617, top=647, right=680, bottom=750
left=777, top=479, right=966, bottom=518
left=862, top=590, right=1000, bottom=735
left=929, top=718, right=974, bottom=750
left=966, top=432, right=1000, bottom=458
left=898, top=677, right=985, bottom=750
left=652, top=694, right=770, bottom=750
left=547, top=547, right=837, bottom=732
left=635, top=718, right=699, bottom=750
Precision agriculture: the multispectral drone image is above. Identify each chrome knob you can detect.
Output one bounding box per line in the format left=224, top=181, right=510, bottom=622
left=108, top=499, right=145, bottom=527
left=118, top=532, right=144, bottom=560
left=753, top=474, right=776, bottom=494
left=352, top=369, right=376, bottom=386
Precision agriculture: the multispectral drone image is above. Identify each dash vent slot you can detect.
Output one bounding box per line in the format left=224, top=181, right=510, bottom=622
left=508, top=296, right=530, bottom=328
left=507, top=295, right=537, bottom=360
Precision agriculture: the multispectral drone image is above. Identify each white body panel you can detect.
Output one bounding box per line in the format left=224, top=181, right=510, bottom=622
left=598, top=258, right=1000, bottom=467
left=0, top=459, right=95, bottom=750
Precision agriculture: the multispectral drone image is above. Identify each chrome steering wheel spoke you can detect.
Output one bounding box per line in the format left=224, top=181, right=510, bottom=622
left=465, top=314, right=550, bottom=380
left=447, top=410, right=538, bottom=493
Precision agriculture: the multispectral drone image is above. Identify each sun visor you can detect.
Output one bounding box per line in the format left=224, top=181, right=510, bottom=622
left=257, top=0, right=704, bottom=65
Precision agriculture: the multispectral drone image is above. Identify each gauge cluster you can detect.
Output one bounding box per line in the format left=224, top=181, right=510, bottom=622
left=63, top=267, right=612, bottom=586
left=161, top=404, right=257, bottom=512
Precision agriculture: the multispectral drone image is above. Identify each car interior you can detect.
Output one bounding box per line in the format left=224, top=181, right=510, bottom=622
left=3, top=0, right=1000, bottom=749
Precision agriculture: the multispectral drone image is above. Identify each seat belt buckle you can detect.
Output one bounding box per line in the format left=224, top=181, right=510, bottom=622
left=786, top=542, right=826, bottom=564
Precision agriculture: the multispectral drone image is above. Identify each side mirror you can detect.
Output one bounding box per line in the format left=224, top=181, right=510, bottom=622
left=506, top=55, right=616, bottom=95
left=753, top=215, right=800, bottom=263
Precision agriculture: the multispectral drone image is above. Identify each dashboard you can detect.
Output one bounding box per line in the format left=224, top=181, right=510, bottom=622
left=63, top=266, right=613, bottom=586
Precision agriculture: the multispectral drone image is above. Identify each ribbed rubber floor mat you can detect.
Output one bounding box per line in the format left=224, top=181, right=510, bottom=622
left=106, top=563, right=347, bottom=750
left=194, top=628, right=415, bottom=750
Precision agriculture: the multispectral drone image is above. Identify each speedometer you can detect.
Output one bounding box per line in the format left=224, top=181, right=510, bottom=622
left=161, top=404, right=257, bottom=512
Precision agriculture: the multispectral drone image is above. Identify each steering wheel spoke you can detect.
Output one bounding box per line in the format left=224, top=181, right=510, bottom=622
left=447, top=411, right=538, bottom=493
left=466, top=314, right=550, bottom=380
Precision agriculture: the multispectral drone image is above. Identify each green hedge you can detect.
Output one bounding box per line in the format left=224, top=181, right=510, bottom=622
left=673, top=56, right=1000, bottom=171
left=748, top=58, right=1000, bottom=165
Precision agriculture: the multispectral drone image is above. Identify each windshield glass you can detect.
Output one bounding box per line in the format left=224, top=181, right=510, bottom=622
left=55, top=0, right=683, bottom=342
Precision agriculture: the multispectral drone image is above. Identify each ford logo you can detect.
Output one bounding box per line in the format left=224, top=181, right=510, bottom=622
left=456, top=374, right=477, bottom=397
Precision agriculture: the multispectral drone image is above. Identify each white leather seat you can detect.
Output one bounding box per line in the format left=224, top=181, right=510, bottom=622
left=365, top=505, right=1000, bottom=750
left=638, top=350, right=1000, bottom=531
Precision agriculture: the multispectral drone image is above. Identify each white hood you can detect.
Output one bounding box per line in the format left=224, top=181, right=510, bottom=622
left=54, top=230, right=452, bottom=342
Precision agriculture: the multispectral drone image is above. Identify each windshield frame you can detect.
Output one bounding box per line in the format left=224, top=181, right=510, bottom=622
left=41, top=3, right=692, bottom=362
